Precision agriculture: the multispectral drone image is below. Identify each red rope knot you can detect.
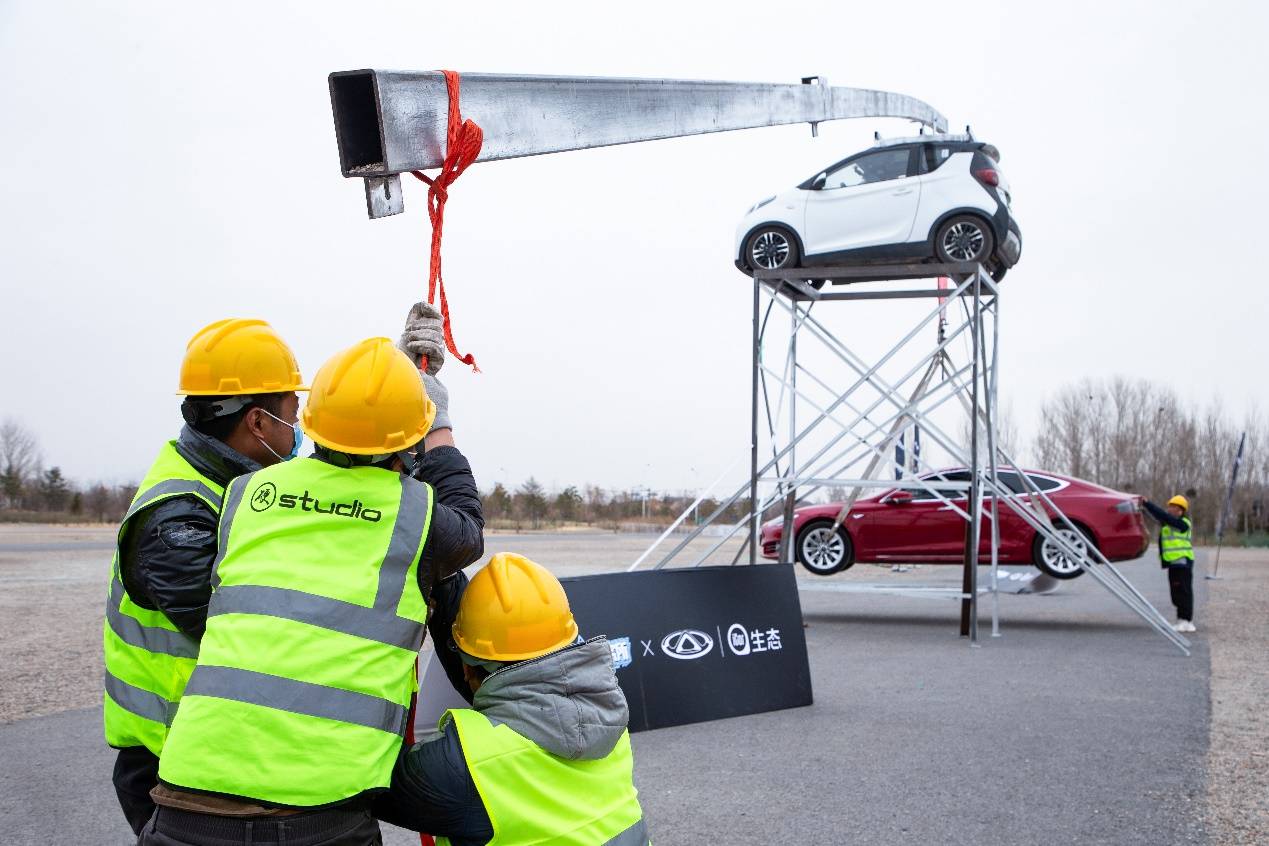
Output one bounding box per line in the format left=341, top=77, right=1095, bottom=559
left=409, top=69, right=484, bottom=372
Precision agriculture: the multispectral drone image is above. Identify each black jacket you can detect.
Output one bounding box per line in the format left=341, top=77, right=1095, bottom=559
left=118, top=426, right=259, bottom=639
left=120, top=426, right=485, bottom=641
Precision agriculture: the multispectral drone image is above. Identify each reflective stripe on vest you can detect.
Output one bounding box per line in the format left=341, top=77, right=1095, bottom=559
left=182, top=665, right=407, bottom=733
left=102, top=442, right=224, bottom=754
left=158, top=459, right=432, bottom=806
left=1161, top=517, right=1194, bottom=563
left=438, top=709, right=648, bottom=846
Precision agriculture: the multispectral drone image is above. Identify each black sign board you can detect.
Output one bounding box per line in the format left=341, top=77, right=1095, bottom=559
left=561, top=564, right=813, bottom=732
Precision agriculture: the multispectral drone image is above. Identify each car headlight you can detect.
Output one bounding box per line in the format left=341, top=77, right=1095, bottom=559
left=748, top=195, right=776, bottom=214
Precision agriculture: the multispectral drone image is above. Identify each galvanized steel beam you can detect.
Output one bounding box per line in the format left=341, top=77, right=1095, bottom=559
left=328, top=70, right=948, bottom=217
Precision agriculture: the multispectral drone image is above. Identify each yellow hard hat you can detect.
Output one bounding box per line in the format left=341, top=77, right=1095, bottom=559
left=301, top=337, right=436, bottom=455
left=452, top=553, right=579, bottom=663
left=178, top=318, right=307, bottom=395
left=1167, top=495, right=1189, bottom=512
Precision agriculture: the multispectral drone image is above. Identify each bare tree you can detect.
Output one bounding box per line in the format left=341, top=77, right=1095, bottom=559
left=1033, top=378, right=1268, bottom=538
left=85, top=483, right=114, bottom=522
left=583, top=484, right=607, bottom=522
left=0, top=417, right=42, bottom=508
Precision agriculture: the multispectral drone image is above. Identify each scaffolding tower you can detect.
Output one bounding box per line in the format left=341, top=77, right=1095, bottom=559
left=635, top=262, right=1189, bottom=654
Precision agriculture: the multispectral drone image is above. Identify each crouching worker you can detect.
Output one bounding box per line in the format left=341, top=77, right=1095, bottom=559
left=142, top=337, right=483, bottom=846
left=374, top=553, right=650, bottom=846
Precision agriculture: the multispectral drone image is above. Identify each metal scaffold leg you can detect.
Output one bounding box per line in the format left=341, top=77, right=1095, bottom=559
left=633, top=262, right=1190, bottom=654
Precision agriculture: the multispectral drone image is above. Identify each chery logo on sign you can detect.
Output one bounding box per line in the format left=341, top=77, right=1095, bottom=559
left=660, top=629, right=714, bottom=660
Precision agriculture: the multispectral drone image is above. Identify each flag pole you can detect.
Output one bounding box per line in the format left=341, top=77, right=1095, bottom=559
left=1207, top=431, right=1246, bottom=580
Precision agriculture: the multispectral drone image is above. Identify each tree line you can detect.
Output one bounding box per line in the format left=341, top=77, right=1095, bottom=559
left=479, top=478, right=752, bottom=531
left=3, top=375, right=1265, bottom=541
left=1034, top=377, right=1266, bottom=540
left=0, top=416, right=751, bottom=529
left=0, top=418, right=138, bottom=522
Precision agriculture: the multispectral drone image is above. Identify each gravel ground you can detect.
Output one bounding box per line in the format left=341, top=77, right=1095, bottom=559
left=1202, top=549, right=1269, bottom=844
left=0, top=525, right=115, bottom=723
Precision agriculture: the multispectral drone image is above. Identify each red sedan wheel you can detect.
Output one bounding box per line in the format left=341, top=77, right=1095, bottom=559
left=795, top=520, right=855, bottom=576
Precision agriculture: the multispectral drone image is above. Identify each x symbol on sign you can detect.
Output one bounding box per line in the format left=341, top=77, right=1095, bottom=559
left=641, top=640, right=654, bottom=657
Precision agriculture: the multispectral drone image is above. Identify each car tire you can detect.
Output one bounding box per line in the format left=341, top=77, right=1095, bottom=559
left=934, top=215, right=995, bottom=266
left=745, top=226, right=800, bottom=273
left=1031, top=524, right=1094, bottom=580
left=795, top=519, right=855, bottom=576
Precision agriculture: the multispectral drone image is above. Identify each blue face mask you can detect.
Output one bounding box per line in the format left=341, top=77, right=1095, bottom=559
left=259, top=409, right=303, bottom=462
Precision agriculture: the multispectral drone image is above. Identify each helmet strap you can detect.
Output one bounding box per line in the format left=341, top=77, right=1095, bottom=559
left=395, top=450, right=419, bottom=477
left=181, top=396, right=253, bottom=425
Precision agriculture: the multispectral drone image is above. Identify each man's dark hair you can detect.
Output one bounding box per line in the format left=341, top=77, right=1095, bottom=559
left=181, top=393, right=287, bottom=441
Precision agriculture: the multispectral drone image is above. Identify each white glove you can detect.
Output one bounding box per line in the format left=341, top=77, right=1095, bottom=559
left=421, top=372, right=452, bottom=433
left=398, top=302, right=445, bottom=375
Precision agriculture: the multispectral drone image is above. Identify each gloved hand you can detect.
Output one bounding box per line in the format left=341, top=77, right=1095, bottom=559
left=398, top=302, right=445, bottom=375
left=421, top=371, right=452, bottom=433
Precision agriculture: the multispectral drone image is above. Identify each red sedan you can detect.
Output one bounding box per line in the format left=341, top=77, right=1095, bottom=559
left=760, top=468, right=1149, bottom=579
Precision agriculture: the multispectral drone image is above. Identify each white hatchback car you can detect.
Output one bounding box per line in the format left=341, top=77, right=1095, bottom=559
left=735, top=134, right=1022, bottom=279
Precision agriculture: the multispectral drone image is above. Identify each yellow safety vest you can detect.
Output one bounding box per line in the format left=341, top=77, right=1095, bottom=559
left=103, top=441, right=224, bottom=754
left=438, top=709, right=649, bottom=846
left=1160, top=517, right=1194, bottom=565
left=159, top=457, right=432, bottom=806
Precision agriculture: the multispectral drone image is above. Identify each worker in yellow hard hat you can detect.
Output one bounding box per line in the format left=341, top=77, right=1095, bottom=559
left=103, top=318, right=309, bottom=835
left=373, top=553, right=650, bottom=845
left=146, top=328, right=484, bottom=846
left=1141, top=493, right=1197, bottom=632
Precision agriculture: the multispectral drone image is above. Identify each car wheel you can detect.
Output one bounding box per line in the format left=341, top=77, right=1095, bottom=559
left=795, top=519, right=854, bottom=576
left=1031, top=524, right=1094, bottom=580
left=746, top=227, right=800, bottom=273
left=934, top=215, right=995, bottom=265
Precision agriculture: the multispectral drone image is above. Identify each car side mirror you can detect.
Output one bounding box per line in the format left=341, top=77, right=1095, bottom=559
left=886, top=491, right=913, bottom=505
left=812, top=172, right=827, bottom=190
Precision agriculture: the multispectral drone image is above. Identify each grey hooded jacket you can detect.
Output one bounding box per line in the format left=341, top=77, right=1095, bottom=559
left=373, top=636, right=631, bottom=845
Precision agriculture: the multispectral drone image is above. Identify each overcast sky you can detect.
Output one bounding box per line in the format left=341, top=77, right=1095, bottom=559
left=1, top=0, right=1265, bottom=497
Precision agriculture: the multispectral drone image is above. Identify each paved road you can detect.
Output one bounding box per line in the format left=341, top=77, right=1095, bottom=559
left=0, top=537, right=1208, bottom=845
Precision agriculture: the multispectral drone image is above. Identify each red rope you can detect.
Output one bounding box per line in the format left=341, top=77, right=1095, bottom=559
left=410, top=69, right=483, bottom=373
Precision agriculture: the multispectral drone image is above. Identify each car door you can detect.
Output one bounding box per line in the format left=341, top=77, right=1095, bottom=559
left=802, top=146, right=922, bottom=257
left=854, top=473, right=970, bottom=562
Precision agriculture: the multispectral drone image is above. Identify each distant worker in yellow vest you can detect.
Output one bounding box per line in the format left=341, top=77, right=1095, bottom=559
left=1141, top=494, right=1197, bottom=633
left=143, top=333, right=484, bottom=845
left=374, top=552, right=651, bottom=846
left=103, top=318, right=308, bottom=835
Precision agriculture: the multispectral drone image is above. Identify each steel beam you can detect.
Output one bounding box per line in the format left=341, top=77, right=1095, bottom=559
left=329, top=70, right=948, bottom=217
